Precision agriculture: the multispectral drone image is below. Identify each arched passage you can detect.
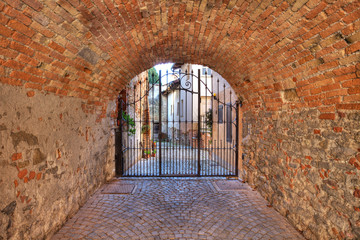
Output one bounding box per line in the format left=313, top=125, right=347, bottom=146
left=0, top=0, right=359, bottom=239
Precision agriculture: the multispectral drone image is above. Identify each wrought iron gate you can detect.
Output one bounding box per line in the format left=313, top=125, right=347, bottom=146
left=115, top=69, right=240, bottom=177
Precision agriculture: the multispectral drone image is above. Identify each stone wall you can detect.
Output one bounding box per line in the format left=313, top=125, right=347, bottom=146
left=0, top=83, right=116, bottom=239
left=242, top=107, right=360, bottom=239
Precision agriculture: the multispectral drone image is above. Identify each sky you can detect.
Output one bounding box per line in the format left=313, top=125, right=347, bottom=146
left=154, top=63, right=173, bottom=74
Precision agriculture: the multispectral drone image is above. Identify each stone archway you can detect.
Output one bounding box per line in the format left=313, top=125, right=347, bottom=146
left=0, top=0, right=359, bottom=239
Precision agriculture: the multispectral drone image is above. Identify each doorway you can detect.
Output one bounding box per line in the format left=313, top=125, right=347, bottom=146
left=116, top=65, right=240, bottom=177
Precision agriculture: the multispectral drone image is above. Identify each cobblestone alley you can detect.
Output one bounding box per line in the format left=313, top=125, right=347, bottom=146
left=52, top=178, right=304, bottom=239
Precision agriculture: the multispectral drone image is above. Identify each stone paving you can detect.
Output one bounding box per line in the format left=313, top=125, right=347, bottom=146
left=52, top=178, right=304, bottom=240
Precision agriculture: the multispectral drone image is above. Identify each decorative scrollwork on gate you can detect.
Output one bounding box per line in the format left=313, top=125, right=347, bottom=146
left=179, top=74, right=192, bottom=90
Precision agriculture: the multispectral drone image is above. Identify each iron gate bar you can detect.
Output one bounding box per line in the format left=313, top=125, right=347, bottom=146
left=119, top=99, right=123, bottom=176
left=159, top=70, right=162, bottom=176
left=197, top=69, right=201, bottom=176
left=236, top=100, right=240, bottom=177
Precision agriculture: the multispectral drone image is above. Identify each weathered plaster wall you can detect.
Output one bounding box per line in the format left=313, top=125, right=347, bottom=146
left=242, top=108, right=360, bottom=239
left=0, top=83, right=116, bottom=239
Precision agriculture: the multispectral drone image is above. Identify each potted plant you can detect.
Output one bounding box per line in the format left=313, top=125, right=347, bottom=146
left=151, top=149, right=156, bottom=157
left=143, top=150, right=151, bottom=159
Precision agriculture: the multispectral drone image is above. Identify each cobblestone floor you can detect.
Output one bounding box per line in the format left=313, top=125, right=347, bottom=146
left=53, top=178, right=304, bottom=240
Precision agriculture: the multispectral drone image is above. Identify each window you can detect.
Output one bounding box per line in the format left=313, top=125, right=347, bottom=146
left=202, top=67, right=212, bottom=75
left=218, top=105, right=223, bottom=123
left=177, top=102, right=180, bottom=116
left=226, top=104, right=232, bottom=142
left=171, top=105, right=173, bottom=115
left=181, top=100, right=184, bottom=117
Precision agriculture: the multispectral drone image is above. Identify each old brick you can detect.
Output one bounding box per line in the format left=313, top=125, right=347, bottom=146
left=314, top=129, right=321, bottom=134
left=319, top=113, right=335, bottom=120
left=29, top=171, right=35, bottom=180
left=345, top=42, right=360, bottom=54
left=11, top=31, right=32, bottom=45
left=48, top=41, right=65, bottom=53
left=10, top=41, right=34, bottom=56
left=4, top=6, right=32, bottom=25
left=0, top=24, right=14, bottom=37
left=306, top=1, right=326, bottom=15
left=27, top=90, right=35, bottom=97
left=3, top=60, right=25, bottom=70
left=354, top=188, right=360, bottom=198
left=18, top=169, right=28, bottom=179
left=348, top=87, right=360, bottom=95
left=7, top=19, right=35, bottom=37
left=36, top=172, right=42, bottom=180
left=11, top=153, right=22, bottom=161
left=30, top=21, right=55, bottom=38
left=342, top=9, right=360, bottom=24
left=22, top=0, right=43, bottom=11
left=336, top=103, right=360, bottom=110
left=344, top=94, right=360, bottom=102
left=0, top=77, right=23, bottom=86
left=333, top=127, right=342, bottom=132
left=24, top=82, right=42, bottom=90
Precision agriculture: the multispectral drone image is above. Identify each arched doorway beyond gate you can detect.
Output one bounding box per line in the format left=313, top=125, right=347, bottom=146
left=116, top=65, right=241, bottom=177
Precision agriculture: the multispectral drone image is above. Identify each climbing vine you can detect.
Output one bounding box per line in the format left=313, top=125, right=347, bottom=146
left=205, top=109, right=213, bottom=136
left=122, top=112, right=136, bottom=136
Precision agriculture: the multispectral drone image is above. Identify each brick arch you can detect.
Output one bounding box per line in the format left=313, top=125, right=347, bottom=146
left=2, top=0, right=358, bottom=110
left=1, top=0, right=360, bottom=239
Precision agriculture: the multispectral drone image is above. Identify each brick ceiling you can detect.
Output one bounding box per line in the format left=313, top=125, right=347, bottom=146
left=0, top=0, right=359, bottom=111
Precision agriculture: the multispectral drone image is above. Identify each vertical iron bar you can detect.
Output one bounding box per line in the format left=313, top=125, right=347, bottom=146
left=228, top=91, right=232, bottom=175
left=178, top=70, right=181, bottom=175
left=137, top=140, right=139, bottom=176
left=151, top=75, right=154, bottom=176
left=119, top=99, right=124, bottom=176
left=172, top=70, right=175, bottom=175
left=139, top=79, right=142, bottom=176
left=211, top=74, right=214, bottom=176
left=158, top=70, right=162, bottom=176
left=185, top=70, right=188, bottom=174
left=204, top=70, right=208, bottom=176
left=133, top=85, right=136, bottom=176
left=197, top=69, right=201, bottom=176
left=191, top=70, right=194, bottom=174
left=235, top=101, right=240, bottom=177
left=214, top=139, right=217, bottom=176
left=223, top=84, right=226, bottom=176
left=220, top=140, right=226, bottom=176
left=127, top=139, right=131, bottom=176
left=217, top=79, right=220, bottom=176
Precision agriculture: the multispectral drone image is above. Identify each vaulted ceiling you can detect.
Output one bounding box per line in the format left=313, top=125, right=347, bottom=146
left=1, top=0, right=359, bottom=111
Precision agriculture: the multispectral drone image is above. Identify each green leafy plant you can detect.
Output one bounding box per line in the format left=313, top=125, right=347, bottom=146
left=205, top=108, right=213, bottom=136
left=144, top=150, right=151, bottom=155
left=122, top=112, right=136, bottom=136
left=141, top=124, right=150, bottom=134
left=148, top=67, right=159, bottom=84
